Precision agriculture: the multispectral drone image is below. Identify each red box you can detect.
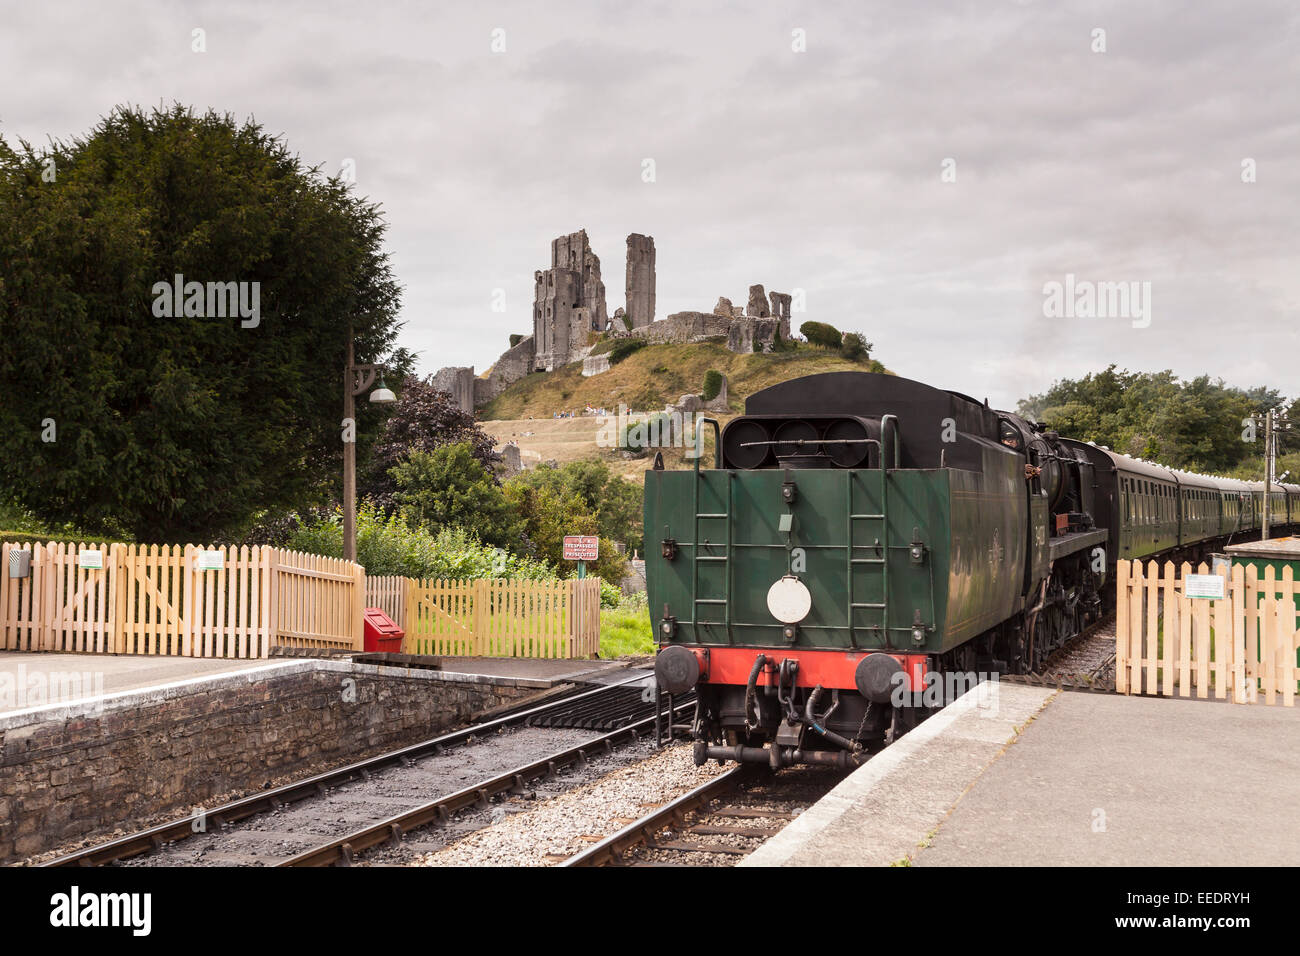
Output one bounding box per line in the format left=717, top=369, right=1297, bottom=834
left=363, top=607, right=404, bottom=653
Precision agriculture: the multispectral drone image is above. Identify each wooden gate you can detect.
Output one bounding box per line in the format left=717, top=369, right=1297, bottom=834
left=0, top=542, right=120, bottom=653
left=1116, top=559, right=1299, bottom=705
left=1, top=541, right=363, bottom=658
left=118, top=544, right=188, bottom=655
left=405, top=577, right=601, bottom=659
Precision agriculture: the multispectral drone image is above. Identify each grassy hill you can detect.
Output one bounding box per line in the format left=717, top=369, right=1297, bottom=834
left=479, top=340, right=888, bottom=420
left=478, top=341, right=890, bottom=483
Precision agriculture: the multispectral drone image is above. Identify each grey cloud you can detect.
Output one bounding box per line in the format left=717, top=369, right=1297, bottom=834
left=1, top=0, right=1296, bottom=407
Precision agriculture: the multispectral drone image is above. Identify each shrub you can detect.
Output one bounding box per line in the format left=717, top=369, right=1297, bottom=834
left=509, top=333, right=524, bottom=347
left=701, top=369, right=723, bottom=401
left=608, top=339, right=647, bottom=364
left=840, top=331, right=873, bottom=362
left=285, top=505, right=555, bottom=580
left=800, top=320, right=843, bottom=349
left=600, top=580, right=623, bottom=608
left=620, top=413, right=673, bottom=456
left=503, top=483, right=628, bottom=582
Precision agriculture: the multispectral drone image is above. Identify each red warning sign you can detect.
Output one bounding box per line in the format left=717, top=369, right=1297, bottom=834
left=562, top=536, right=600, bottom=561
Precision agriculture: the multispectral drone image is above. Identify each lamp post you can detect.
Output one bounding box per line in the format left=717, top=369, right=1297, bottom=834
left=343, top=327, right=396, bottom=562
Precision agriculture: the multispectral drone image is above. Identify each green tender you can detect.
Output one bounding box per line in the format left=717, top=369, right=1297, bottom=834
left=644, top=447, right=1027, bottom=657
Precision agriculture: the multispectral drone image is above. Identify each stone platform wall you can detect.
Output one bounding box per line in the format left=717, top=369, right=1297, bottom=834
left=0, top=661, right=546, bottom=862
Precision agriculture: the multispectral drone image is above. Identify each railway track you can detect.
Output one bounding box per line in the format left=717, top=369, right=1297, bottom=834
left=1002, top=613, right=1118, bottom=694
left=43, top=674, right=691, bottom=868
left=561, top=616, right=1121, bottom=869
left=561, top=763, right=846, bottom=867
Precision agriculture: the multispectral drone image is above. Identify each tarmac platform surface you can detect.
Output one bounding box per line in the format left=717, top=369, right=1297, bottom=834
left=0, top=652, right=277, bottom=715
left=745, top=685, right=1300, bottom=867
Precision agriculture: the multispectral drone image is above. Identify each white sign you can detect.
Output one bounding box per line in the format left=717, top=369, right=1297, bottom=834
left=78, top=549, right=103, bottom=570
left=196, top=550, right=224, bottom=571
left=1185, top=574, right=1225, bottom=600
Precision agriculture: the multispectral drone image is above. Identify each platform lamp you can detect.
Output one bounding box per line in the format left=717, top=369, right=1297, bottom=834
left=343, top=327, right=396, bottom=563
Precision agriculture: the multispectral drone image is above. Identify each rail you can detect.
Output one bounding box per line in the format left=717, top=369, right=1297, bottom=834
left=43, top=673, right=659, bottom=867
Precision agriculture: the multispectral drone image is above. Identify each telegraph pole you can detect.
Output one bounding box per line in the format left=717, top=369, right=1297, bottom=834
left=1257, top=406, right=1292, bottom=542
left=1263, top=409, right=1273, bottom=540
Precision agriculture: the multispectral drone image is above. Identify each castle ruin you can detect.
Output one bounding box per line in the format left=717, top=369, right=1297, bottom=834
left=532, top=229, right=608, bottom=372
left=624, top=233, right=656, bottom=328
left=431, top=227, right=803, bottom=414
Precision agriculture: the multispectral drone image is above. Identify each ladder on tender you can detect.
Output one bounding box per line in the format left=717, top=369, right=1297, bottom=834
left=691, top=469, right=732, bottom=635
left=847, top=468, right=889, bottom=647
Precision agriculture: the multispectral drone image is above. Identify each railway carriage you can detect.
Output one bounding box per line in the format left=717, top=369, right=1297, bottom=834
left=646, top=372, right=1295, bottom=769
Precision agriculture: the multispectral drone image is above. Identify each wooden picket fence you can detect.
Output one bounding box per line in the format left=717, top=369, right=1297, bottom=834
left=365, top=575, right=409, bottom=629
left=0, top=541, right=364, bottom=658
left=1116, top=559, right=1299, bottom=705
left=405, top=577, right=602, bottom=659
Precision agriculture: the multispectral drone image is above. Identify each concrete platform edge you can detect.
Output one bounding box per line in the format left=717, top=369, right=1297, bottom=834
left=0, top=657, right=553, bottom=730
left=741, top=684, right=1058, bottom=867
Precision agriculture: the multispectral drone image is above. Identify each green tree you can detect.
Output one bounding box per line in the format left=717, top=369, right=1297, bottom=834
left=391, top=444, right=521, bottom=548
left=504, top=482, right=627, bottom=581
left=507, top=459, right=643, bottom=552
left=1023, top=365, right=1281, bottom=474
left=364, top=376, right=498, bottom=507
left=0, top=105, right=405, bottom=540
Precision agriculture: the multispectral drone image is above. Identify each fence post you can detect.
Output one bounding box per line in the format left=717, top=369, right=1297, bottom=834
left=181, top=544, right=196, bottom=656
left=262, top=546, right=277, bottom=657
left=0, top=543, right=9, bottom=651
left=404, top=578, right=417, bottom=655
left=41, top=542, right=56, bottom=651
left=1115, top=560, right=1129, bottom=694
left=109, top=543, right=126, bottom=654
left=353, top=562, right=365, bottom=651
left=473, top=579, right=488, bottom=656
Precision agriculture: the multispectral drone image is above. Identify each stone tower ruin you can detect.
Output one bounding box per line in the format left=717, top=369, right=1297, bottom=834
left=625, top=234, right=656, bottom=328
left=533, top=229, right=608, bottom=371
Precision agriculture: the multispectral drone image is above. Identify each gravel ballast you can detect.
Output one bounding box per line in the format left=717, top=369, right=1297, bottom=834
left=412, top=743, right=727, bottom=867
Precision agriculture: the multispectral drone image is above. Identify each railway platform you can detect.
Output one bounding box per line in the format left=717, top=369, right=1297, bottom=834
left=743, top=685, right=1300, bottom=867
left=0, top=649, right=605, bottom=863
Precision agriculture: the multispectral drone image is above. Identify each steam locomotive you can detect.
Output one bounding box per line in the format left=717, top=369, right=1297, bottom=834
left=645, top=372, right=1298, bottom=768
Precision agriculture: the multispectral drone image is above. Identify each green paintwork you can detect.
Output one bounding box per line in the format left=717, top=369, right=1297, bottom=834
left=644, top=445, right=1027, bottom=656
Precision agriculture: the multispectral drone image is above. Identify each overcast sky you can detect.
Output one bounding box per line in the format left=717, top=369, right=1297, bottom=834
left=3, top=0, right=1297, bottom=409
